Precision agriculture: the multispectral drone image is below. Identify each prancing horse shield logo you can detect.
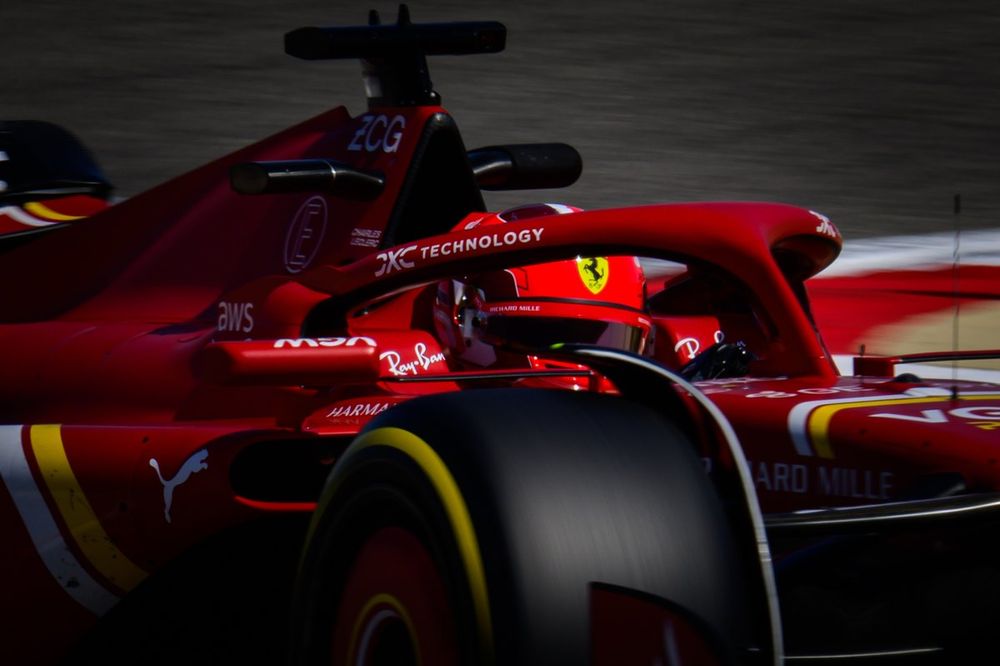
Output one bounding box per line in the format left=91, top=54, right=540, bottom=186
left=577, top=257, right=609, bottom=294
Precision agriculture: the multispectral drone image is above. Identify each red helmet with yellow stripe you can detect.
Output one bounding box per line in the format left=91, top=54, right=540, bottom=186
left=434, top=204, right=651, bottom=371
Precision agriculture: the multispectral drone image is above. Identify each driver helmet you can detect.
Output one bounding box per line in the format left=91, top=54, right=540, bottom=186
left=433, top=204, right=652, bottom=374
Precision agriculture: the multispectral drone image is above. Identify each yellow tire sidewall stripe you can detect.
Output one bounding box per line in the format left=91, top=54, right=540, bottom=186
left=30, top=425, right=147, bottom=591
left=317, top=426, right=493, bottom=661
left=348, top=592, right=423, bottom=666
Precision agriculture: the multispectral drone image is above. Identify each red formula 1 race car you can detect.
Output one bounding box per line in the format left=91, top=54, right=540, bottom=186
left=4, top=8, right=1000, bottom=666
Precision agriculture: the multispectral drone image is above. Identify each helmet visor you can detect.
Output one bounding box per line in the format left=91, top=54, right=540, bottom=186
left=481, top=314, right=648, bottom=354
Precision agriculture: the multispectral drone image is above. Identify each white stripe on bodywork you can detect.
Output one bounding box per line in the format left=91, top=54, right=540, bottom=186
left=0, top=425, right=118, bottom=614
left=788, top=390, right=1000, bottom=457
left=0, top=205, right=58, bottom=227
left=788, top=393, right=914, bottom=456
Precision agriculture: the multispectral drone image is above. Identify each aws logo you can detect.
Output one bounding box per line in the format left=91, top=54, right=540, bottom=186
left=577, top=257, right=609, bottom=295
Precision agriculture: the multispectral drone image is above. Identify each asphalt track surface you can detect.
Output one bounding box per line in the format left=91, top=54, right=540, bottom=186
left=2, top=1, right=998, bottom=240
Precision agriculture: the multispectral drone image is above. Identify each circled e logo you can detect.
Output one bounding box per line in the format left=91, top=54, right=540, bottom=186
left=284, top=196, right=327, bottom=274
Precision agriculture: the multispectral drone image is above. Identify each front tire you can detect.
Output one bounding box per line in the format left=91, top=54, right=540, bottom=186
left=292, top=388, right=761, bottom=665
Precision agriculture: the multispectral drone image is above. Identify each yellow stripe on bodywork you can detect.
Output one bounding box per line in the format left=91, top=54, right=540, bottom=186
left=809, top=393, right=1000, bottom=459
left=30, top=425, right=147, bottom=591
left=23, top=201, right=85, bottom=221
left=327, top=427, right=494, bottom=660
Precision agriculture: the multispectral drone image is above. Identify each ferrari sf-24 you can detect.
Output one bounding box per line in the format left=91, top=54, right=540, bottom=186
left=2, top=8, right=999, bottom=665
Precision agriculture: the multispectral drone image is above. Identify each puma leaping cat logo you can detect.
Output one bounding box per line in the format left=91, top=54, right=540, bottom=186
left=149, top=450, right=208, bottom=523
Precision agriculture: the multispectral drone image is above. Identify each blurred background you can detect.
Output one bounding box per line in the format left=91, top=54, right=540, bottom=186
left=1, top=0, right=997, bottom=239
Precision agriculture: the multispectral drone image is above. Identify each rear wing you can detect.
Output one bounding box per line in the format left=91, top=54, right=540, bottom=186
left=231, top=5, right=579, bottom=243
left=285, top=5, right=505, bottom=108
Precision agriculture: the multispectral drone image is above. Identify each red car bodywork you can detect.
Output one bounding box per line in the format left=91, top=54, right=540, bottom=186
left=3, top=14, right=999, bottom=666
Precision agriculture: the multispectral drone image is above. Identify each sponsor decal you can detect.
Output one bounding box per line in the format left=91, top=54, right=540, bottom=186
left=745, top=458, right=893, bottom=500
left=326, top=401, right=392, bottom=419
left=748, top=385, right=875, bottom=399
left=420, top=228, right=544, bottom=260
left=273, top=336, right=377, bottom=349
left=674, top=337, right=701, bottom=361
left=788, top=391, right=1000, bottom=458
left=748, top=460, right=809, bottom=494
left=810, top=210, right=839, bottom=238
left=284, top=196, right=327, bottom=274
left=375, top=245, right=418, bottom=277
left=217, top=301, right=254, bottom=334
left=673, top=331, right=723, bottom=361
left=347, top=114, right=406, bottom=153
left=700, top=377, right=776, bottom=386
left=351, top=227, right=382, bottom=248
left=871, top=404, right=1000, bottom=430
left=375, top=227, right=545, bottom=277
left=576, top=256, right=609, bottom=295
left=816, top=466, right=893, bottom=500
left=148, top=450, right=208, bottom=524
left=487, top=304, right=541, bottom=314
left=380, top=342, right=447, bottom=377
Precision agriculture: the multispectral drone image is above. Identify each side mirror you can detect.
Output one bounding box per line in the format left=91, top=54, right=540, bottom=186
left=467, top=143, right=582, bottom=190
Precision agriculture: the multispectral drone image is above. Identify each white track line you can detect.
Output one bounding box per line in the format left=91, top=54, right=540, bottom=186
left=819, top=228, right=1000, bottom=277
left=819, top=229, right=1000, bottom=381
left=832, top=355, right=1000, bottom=384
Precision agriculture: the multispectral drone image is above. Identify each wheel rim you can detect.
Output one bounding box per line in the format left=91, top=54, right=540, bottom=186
left=331, top=526, right=459, bottom=666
